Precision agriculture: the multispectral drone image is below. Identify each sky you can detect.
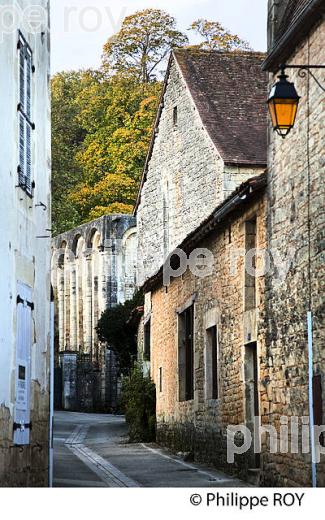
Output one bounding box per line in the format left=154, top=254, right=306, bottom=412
left=51, top=0, right=268, bottom=74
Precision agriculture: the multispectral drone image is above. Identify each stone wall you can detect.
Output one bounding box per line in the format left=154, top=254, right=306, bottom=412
left=149, top=195, right=267, bottom=480
left=52, top=215, right=137, bottom=411
left=0, top=0, right=51, bottom=487
left=261, top=18, right=325, bottom=487
left=136, top=58, right=264, bottom=287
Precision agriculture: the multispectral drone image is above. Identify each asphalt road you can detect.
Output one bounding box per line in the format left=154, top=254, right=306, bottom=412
left=53, top=411, right=247, bottom=488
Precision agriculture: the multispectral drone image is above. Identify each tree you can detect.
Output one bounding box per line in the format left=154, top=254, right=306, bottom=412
left=96, top=291, right=144, bottom=374
left=51, top=70, right=94, bottom=235
left=189, top=19, right=251, bottom=51
left=102, top=9, right=188, bottom=82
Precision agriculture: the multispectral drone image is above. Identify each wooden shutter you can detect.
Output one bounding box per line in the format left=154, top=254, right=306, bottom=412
left=185, top=306, right=194, bottom=401
left=14, top=283, right=33, bottom=446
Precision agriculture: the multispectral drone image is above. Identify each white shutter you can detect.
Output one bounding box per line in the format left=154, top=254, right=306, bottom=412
left=14, top=283, right=33, bottom=446
left=26, top=50, right=32, bottom=120
left=19, top=44, right=25, bottom=111
left=17, top=35, right=33, bottom=193
left=19, top=113, right=25, bottom=184
left=26, top=124, right=32, bottom=191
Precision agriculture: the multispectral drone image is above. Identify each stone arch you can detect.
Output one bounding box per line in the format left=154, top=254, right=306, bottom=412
left=71, top=233, right=82, bottom=256
left=122, top=227, right=137, bottom=302
left=86, top=228, right=101, bottom=250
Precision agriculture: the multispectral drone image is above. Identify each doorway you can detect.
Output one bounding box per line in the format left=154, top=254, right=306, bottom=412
left=244, top=342, right=260, bottom=468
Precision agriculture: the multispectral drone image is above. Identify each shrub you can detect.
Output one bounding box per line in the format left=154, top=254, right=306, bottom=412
left=121, top=367, right=156, bottom=442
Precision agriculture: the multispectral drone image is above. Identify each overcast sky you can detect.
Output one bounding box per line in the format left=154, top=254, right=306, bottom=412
left=51, top=0, right=268, bottom=74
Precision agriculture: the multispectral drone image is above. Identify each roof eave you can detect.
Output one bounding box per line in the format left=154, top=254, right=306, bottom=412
left=262, top=0, right=325, bottom=72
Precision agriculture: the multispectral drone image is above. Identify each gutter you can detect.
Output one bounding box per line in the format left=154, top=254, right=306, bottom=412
left=262, top=0, right=325, bottom=72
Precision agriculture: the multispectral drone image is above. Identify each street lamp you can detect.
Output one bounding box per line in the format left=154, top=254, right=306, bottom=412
left=267, top=67, right=300, bottom=138
left=268, top=64, right=325, bottom=138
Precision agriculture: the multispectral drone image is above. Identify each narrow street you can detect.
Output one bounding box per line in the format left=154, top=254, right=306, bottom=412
left=53, top=412, right=247, bottom=488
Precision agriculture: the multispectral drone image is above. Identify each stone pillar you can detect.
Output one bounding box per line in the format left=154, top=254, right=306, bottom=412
left=84, top=255, right=93, bottom=356
left=70, top=263, right=77, bottom=350
left=57, top=267, right=65, bottom=352
left=60, top=351, right=78, bottom=411
left=76, top=255, right=84, bottom=352
left=64, top=259, right=70, bottom=349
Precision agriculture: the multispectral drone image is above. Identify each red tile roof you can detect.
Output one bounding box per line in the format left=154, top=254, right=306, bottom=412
left=174, top=49, right=268, bottom=167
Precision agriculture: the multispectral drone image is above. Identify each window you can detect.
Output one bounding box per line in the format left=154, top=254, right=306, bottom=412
left=205, top=326, right=219, bottom=400
left=159, top=367, right=163, bottom=393
left=173, top=106, right=178, bottom=127
left=18, top=32, right=34, bottom=195
left=313, top=374, right=325, bottom=447
left=144, top=318, right=151, bottom=361
left=178, top=304, right=194, bottom=401
left=244, top=219, right=257, bottom=311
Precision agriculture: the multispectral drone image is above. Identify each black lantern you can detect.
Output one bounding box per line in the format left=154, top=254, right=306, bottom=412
left=267, top=67, right=300, bottom=138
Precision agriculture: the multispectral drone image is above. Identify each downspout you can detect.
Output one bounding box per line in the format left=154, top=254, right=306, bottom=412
left=49, top=288, right=55, bottom=487
left=307, top=312, right=317, bottom=487
left=306, top=38, right=317, bottom=488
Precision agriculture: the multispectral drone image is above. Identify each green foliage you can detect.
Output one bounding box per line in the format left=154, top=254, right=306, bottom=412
left=121, top=367, right=156, bottom=442
left=102, top=9, right=188, bottom=82
left=52, top=69, right=161, bottom=233
left=96, top=291, right=144, bottom=374
left=189, top=19, right=251, bottom=51
left=51, top=70, right=87, bottom=235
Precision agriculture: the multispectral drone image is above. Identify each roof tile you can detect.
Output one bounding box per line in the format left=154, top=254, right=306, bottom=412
left=174, top=49, right=268, bottom=166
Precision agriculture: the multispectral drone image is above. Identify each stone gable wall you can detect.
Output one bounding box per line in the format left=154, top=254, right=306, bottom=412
left=137, top=59, right=263, bottom=287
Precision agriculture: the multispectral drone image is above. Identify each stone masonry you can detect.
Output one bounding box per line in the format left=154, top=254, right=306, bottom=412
left=136, top=50, right=267, bottom=287
left=261, top=11, right=325, bottom=486
left=146, top=180, right=267, bottom=481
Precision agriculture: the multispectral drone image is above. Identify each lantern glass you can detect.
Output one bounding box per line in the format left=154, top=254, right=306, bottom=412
left=268, top=98, right=299, bottom=134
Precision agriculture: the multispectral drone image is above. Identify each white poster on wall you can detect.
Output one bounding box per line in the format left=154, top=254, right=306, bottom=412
left=14, top=282, right=33, bottom=446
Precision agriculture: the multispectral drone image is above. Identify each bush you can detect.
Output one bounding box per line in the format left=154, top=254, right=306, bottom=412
left=121, top=367, right=156, bottom=442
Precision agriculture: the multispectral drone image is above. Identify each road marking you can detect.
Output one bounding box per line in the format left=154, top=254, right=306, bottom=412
left=65, top=425, right=140, bottom=488
left=65, top=424, right=89, bottom=445
left=141, top=443, right=236, bottom=484
left=53, top=478, right=106, bottom=488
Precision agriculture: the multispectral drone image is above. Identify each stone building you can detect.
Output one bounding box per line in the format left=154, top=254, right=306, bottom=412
left=52, top=215, right=137, bottom=411
left=260, top=0, right=325, bottom=486
left=135, top=49, right=267, bottom=287
left=135, top=49, right=268, bottom=482
left=142, top=175, right=267, bottom=483
left=0, top=1, right=51, bottom=486
left=136, top=4, right=325, bottom=488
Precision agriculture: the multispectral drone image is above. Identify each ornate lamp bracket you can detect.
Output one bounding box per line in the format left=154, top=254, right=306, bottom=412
left=281, top=64, right=325, bottom=92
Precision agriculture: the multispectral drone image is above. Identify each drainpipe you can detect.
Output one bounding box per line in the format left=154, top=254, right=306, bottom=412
left=307, top=311, right=317, bottom=487
left=49, top=295, right=55, bottom=487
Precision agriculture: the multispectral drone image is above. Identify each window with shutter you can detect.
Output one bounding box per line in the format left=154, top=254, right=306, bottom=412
left=178, top=304, right=194, bottom=402
left=17, top=32, right=34, bottom=195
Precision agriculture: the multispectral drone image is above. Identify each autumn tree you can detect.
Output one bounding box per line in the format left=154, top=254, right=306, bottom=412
left=51, top=70, right=92, bottom=235
left=189, top=19, right=251, bottom=51
left=102, top=9, right=188, bottom=82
